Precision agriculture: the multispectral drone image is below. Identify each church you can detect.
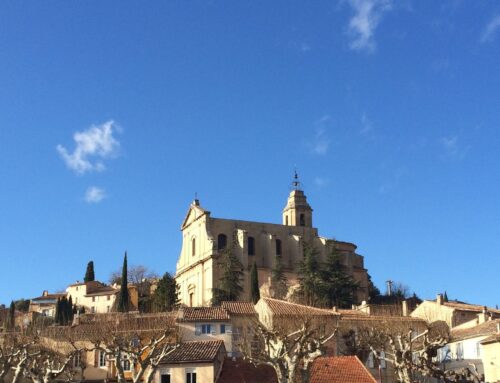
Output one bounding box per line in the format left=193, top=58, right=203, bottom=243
left=175, top=175, right=369, bottom=307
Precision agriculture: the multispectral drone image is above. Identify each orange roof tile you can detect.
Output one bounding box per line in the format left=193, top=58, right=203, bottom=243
left=179, top=306, right=230, bottom=322
left=217, top=358, right=278, bottom=383
left=161, top=340, right=225, bottom=363
left=452, top=319, right=500, bottom=341
left=440, top=300, right=500, bottom=314
left=221, top=301, right=257, bottom=316
left=262, top=298, right=339, bottom=318
left=310, top=356, right=377, bottom=383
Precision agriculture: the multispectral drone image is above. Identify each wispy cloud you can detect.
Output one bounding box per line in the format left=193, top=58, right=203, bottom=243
left=360, top=113, right=374, bottom=136
left=84, top=186, right=106, bottom=204
left=314, top=177, right=329, bottom=188
left=440, top=135, right=470, bottom=161
left=480, top=14, right=500, bottom=43
left=308, top=115, right=331, bottom=155
left=347, top=0, right=393, bottom=53
left=57, top=121, right=120, bottom=174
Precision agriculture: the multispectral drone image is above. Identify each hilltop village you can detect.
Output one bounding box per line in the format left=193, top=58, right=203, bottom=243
left=1, top=181, right=499, bottom=383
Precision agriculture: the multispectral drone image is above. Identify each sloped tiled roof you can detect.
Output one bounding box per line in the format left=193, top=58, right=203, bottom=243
left=31, top=293, right=66, bottom=301
left=439, top=300, right=500, bottom=314
left=452, top=319, right=500, bottom=341
left=262, top=298, right=339, bottom=318
left=217, top=358, right=278, bottom=383
left=480, top=333, right=500, bottom=345
left=161, top=340, right=224, bottom=363
left=221, top=301, right=257, bottom=316
left=310, top=356, right=377, bottom=383
left=179, top=306, right=230, bottom=322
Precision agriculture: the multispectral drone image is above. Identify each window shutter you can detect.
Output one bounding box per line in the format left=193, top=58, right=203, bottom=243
left=367, top=352, right=374, bottom=368
left=380, top=351, right=386, bottom=369
left=195, top=324, right=201, bottom=336
left=94, top=350, right=98, bottom=368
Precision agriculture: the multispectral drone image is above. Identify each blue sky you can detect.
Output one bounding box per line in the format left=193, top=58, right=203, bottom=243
left=1, top=1, right=499, bottom=307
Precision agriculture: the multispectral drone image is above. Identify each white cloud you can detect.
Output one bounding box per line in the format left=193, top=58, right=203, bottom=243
left=480, top=14, right=500, bottom=43
left=440, top=135, right=470, bottom=160
left=57, top=120, right=120, bottom=174
left=314, top=177, right=329, bottom=187
left=347, top=0, right=393, bottom=52
left=85, top=186, right=106, bottom=204
left=312, top=127, right=330, bottom=155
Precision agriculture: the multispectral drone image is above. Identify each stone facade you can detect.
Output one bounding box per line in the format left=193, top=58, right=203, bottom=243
left=175, top=184, right=369, bottom=307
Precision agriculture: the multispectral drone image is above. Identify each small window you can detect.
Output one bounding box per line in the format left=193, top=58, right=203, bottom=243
left=186, top=370, right=197, bottom=383
left=73, top=351, right=81, bottom=368
left=276, top=239, right=282, bottom=256
left=220, top=324, right=226, bottom=334
left=248, top=237, right=255, bottom=256
left=189, top=293, right=194, bottom=307
left=92, top=296, right=96, bottom=302
left=122, top=359, right=131, bottom=371
left=99, top=351, right=106, bottom=367
left=299, top=213, right=305, bottom=226
left=217, top=234, right=227, bottom=250
left=285, top=216, right=289, bottom=225
left=91, top=306, right=95, bottom=314
left=201, top=324, right=212, bottom=334
left=456, top=342, right=463, bottom=360
left=107, top=306, right=110, bottom=313
left=161, top=374, right=171, bottom=383
left=192, top=238, right=196, bottom=256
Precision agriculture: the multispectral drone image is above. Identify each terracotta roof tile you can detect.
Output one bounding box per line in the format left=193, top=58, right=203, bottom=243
left=262, top=298, right=339, bottom=318
left=31, top=293, right=66, bottom=301
left=480, top=334, right=500, bottom=344
left=161, top=340, right=224, bottom=363
left=310, top=356, right=377, bottom=383
left=452, top=319, right=500, bottom=341
left=179, top=307, right=230, bottom=322
left=217, top=358, right=278, bottom=383
left=440, top=300, right=500, bottom=314
left=221, top=301, right=257, bottom=316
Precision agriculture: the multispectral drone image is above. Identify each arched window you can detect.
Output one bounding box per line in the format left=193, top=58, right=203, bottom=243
left=299, top=213, right=305, bottom=226
left=191, top=238, right=196, bottom=256
left=248, top=237, right=255, bottom=256
left=276, top=239, right=282, bottom=256
left=217, top=234, right=227, bottom=250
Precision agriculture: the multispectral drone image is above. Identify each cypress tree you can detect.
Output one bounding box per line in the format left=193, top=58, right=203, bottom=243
left=270, top=255, right=288, bottom=299
left=6, top=301, right=15, bottom=331
left=250, top=262, right=260, bottom=304
left=55, top=298, right=62, bottom=325
left=320, top=250, right=358, bottom=308
left=443, top=291, right=449, bottom=302
left=68, top=296, right=74, bottom=323
left=297, top=244, right=322, bottom=306
left=117, top=252, right=129, bottom=312
left=84, top=261, right=95, bottom=283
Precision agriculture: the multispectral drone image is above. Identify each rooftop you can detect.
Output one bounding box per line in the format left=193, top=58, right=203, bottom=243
left=221, top=301, right=257, bottom=316
left=262, top=298, right=339, bottom=318
left=310, top=356, right=377, bottom=383
left=160, top=340, right=224, bottom=364
left=178, top=306, right=230, bottom=322
left=438, top=300, right=500, bottom=314
left=217, top=358, right=278, bottom=383
left=452, top=319, right=500, bottom=342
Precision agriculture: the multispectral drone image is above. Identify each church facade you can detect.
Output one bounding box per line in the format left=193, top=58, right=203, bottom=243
left=175, top=182, right=369, bottom=307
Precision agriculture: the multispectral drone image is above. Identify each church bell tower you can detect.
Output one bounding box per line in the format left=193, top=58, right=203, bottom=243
left=282, top=171, right=313, bottom=227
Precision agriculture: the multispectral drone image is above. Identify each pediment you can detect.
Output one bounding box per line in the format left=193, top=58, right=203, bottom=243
left=181, top=203, right=210, bottom=230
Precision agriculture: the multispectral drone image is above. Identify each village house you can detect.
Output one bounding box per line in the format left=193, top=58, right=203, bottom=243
left=66, top=280, right=139, bottom=314
left=155, top=340, right=226, bottom=383
left=28, top=290, right=66, bottom=317
left=175, top=176, right=369, bottom=307
left=411, top=293, right=500, bottom=328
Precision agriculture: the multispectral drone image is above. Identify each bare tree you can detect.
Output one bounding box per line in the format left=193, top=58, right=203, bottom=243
left=65, top=313, right=179, bottom=383
left=363, top=321, right=482, bottom=383
left=0, top=333, right=39, bottom=383
left=241, top=315, right=338, bottom=383
left=22, top=348, right=77, bottom=383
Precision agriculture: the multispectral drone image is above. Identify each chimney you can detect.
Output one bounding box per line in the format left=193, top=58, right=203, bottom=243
left=478, top=307, right=490, bottom=324
left=332, top=306, right=338, bottom=313
left=42, top=290, right=49, bottom=297
left=436, top=294, right=443, bottom=305
left=386, top=280, right=393, bottom=296
left=402, top=300, right=408, bottom=317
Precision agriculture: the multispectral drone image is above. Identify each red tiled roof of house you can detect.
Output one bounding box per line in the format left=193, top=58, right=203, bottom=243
left=161, top=340, right=224, bottom=363
left=480, top=333, right=500, bottom=344
left=310, top=356, right=377, bottom=383
left=221, top=301, right=257, bottom=316
left=262, top=298, right=339, bottom=318
left=217, top=358, right=278, bottom=383
left=179, top=306, right=230, bottom=322
left=452, top=319, right=500, bottom=341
